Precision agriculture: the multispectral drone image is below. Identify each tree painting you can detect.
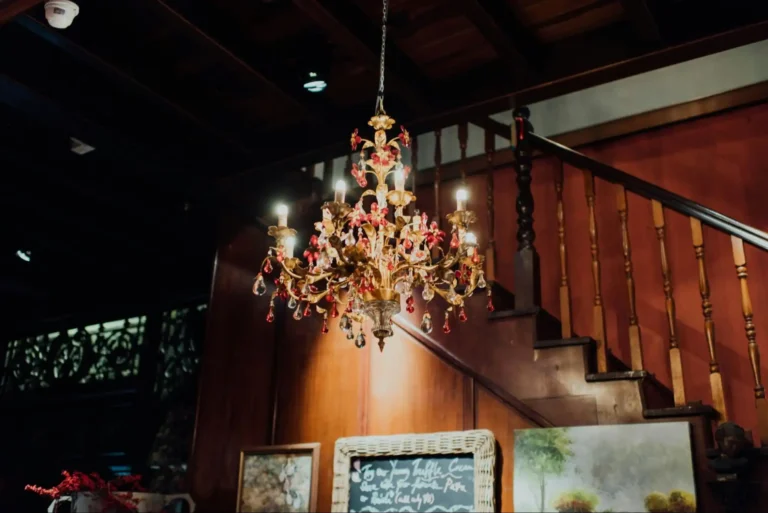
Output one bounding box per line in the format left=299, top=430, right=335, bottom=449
left=514, top=423, right=697, bottom=512
left=515, top=428, right=574, bottom=512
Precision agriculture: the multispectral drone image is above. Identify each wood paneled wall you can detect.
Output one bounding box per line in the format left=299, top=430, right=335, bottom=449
left=189, top=216, right=539, bottom=512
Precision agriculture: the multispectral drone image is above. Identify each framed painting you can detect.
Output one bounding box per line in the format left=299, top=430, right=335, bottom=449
left=236, top=443, right=320, bottom=513
left=331, top=429, right=496, bottom=513
left=514, top=422, right=697, bottom=513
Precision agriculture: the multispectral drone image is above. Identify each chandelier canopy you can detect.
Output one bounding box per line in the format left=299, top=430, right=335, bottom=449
left=252, top=0, right=490, bottom=351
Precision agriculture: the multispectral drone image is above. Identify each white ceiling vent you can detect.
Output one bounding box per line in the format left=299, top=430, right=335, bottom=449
left=70, top=137, right=95, bottom=155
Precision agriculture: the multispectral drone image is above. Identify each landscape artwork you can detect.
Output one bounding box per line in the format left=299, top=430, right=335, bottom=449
left=237, top=445, right=318, bottom=513
left=514, top=422, right=697, bottom=513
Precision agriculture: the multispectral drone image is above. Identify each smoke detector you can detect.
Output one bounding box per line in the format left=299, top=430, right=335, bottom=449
left=44, top=1, right=80, bottom=29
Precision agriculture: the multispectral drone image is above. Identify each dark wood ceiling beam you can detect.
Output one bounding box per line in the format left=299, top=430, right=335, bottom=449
left=145, top=0, right=311, bottom=117
left=14, top=14, right=256, bottom=162
left=0, top=73, right=197, bottom=188
left=620, top=0, right=663, bottom=44
left=459, top=0, right=541, bottom=82
left=291, top=0, right=432, bottom=114
left=0, top=0, right=42, bottom=23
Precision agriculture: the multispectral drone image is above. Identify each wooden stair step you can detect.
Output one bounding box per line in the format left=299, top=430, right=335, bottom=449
left=586, top=370, right=648, bottom=382
left=488, top=306, right=540, bottom=320
left=534, top=337, right=593, bottom=349
left=644, top=402, right=719, bottom=419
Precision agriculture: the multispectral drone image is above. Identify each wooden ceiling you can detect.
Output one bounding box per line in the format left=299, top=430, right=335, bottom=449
left=1, top=0, right=767, bottom=328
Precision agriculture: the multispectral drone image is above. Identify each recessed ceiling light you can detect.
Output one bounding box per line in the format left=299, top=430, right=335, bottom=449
left=70, top=137, right=95, bottom=155
left=303, top=72, right=327, bottom=93
left=16, top=250, right=31, bottom=262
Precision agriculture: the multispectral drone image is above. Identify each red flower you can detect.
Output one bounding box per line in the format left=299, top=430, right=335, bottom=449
left=351, top=163, right=367, bottom=188
left=349, top=204, right=367, bottom=227
left=425, top=221, right=445, bottom=249
left=371, top=153, right=390, bottom=167
left=350, top=129, right=362, bottom=150
left=367, top=202, right=389, bottom=227
left=398, top=126, right=411, bottom=147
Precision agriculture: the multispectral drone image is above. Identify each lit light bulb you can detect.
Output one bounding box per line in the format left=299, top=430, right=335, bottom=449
left=394, top=169, right=405, bottom=191
left=456, top=188, right=468, bottom=211
left=334, top=180, right=347, bottom=203
left=276, top=204, right=289, bottom=227
left=465, top=231, right=477, bottom=256
left=284, top=236, right=296, bottom=258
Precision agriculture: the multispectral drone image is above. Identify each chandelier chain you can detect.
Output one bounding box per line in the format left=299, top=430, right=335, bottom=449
left=375, top=0, right=388, bottom=115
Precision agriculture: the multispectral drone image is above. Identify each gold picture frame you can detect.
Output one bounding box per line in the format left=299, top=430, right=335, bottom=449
left=330, top=429, right=496, bottom=512
left=236, top=443, right=320, bottom=513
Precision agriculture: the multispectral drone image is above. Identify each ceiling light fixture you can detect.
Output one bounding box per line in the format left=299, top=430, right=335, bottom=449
left=16, top=250, right=31, bottom=262
left=303, top=72, right=327, bottom=93
left=253, top=0, right=489, bottom=351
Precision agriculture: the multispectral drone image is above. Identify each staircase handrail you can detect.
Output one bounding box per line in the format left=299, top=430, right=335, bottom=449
left=529, top=133, right=768, bottom=251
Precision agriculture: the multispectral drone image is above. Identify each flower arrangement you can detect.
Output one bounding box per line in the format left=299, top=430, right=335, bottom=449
left=25, top=470, right=146, bottom=511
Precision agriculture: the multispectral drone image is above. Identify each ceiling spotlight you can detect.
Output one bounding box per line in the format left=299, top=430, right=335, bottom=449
left=16, top=250, right=31, bottom=262
left=303, top=72, right=327, bottom=93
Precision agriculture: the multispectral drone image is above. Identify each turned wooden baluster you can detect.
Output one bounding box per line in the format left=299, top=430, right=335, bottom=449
left=512, top=107, right=540, bottom=309
left=555, top=161, right=572, bottom=339
left=459, top=122, right=468, bottom=185
left=690, top=218, right=728, bottom=421
left=484, top=128, right=496, bottom=285
left=433, top=128, right=442, bottom=227
left=432, top=129, right=442, bottom=259
left=410, top=135, right=418, bottom=216
left=651, top=200, right=686, bottom=406
left=731, top=236, right=768, bottom=445
left=617, top=186, right=644, bottom=370
left=584, top=171, right=607, bottom=372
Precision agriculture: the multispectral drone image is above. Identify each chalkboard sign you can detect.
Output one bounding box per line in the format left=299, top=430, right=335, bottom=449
left=331, top=430, right=496, bottom=513
left=347, top=454, right=474, bottom=512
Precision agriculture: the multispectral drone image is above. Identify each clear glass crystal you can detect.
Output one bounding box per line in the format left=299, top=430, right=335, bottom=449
left=420, top=313, right=433, bottom=334
left=422, top=286, right=434, bottom=301
left=288, top=296, right=298, bottom=309
left=477, top=272, right=487, bottom=289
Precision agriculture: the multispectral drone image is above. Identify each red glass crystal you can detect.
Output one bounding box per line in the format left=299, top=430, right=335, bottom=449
left=458, top=307, right=467, bottom=322
left=303, top=304, right=312, bottom=317
left=266, top=306, right=275, bottom=323
left=487, top=296, right=495, bottom=312
left=321, top=318, right=329, bottom=334
left=346, top=301, right=353, bottom=313
left=450, top=232, right=460, bottom=249
left=263, top=259, right=273, bottom=274
left=443, top=313, right=451, bottom=334
left=330, top=302, right=339, bottom=318
left=406, top=295, right=415, bottom=314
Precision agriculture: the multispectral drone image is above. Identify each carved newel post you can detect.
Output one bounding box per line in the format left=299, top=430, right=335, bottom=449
left=707, top=422, right=768, bottom=513
left=513, top=107, right=540, bottom=309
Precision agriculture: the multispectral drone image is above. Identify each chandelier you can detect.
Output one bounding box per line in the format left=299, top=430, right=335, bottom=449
left=252, top=0, right=490, bottom=351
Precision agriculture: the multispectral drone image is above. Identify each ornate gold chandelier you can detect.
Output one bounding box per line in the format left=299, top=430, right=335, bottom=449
left=252, top=0, right=489, bottom=351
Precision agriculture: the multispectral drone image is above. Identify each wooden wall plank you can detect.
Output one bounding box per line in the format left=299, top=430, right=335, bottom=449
left=367, top=326, right=467, bottom=435
left=273, top=316, right=366, bottom=512
left=475, top=384, right=538, bottom=512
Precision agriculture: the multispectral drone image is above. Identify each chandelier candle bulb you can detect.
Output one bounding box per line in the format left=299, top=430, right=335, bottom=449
left=456, top=188, right=468, bottom=211
left=276, top=204, right=289, bottom=227
left=394, top=169, right=405, bottom=191
left=334, top=180, right=347, bottom=203
left=284, top=236, right=296, bottom=258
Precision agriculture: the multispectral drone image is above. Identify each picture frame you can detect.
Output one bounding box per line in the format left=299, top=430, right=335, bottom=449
left=236, top=442, right=320, bottom=513
left=331, top=429, right=496, bottom=512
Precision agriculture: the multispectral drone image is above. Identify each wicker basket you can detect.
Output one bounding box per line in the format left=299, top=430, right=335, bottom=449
left=331, top=429, right=496, bottom=512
